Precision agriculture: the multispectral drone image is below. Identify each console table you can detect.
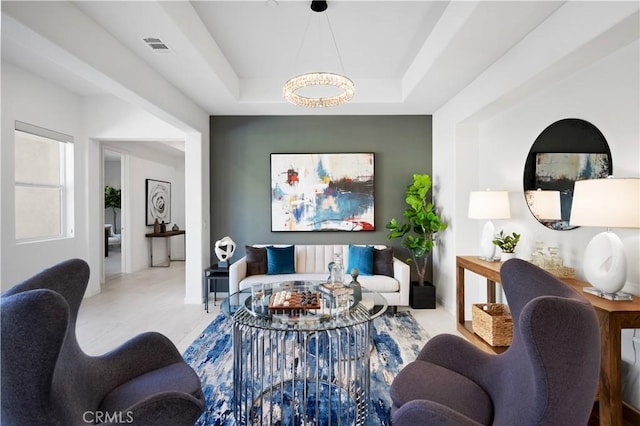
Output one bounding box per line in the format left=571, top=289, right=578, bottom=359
left=144, top=230, right=185, bottom=267
left=456, top=255, right=640, bottom=426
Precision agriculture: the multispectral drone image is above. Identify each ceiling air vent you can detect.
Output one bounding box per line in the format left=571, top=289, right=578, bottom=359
left=142, top=37, right=172, bottom=54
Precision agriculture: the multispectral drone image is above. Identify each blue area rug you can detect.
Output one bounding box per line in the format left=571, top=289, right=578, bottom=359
left=183, top=311, right=429, bottom=425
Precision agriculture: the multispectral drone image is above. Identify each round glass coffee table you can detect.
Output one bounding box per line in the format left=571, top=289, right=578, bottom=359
left=221, top=280, right=387, bottom=426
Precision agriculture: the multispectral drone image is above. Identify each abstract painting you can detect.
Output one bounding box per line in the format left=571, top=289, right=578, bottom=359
left=534, top=153, right=609, bottom=230
left=271, top=153, right=374, bottom=231
left=145, top=179, right=171, bottom=226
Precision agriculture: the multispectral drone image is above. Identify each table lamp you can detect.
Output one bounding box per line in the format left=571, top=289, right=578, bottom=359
left=468, top=190, right=511, bottom=261
left=569, top=177, right=639, bottom=299
left=525, top=189, right=561, bottom=221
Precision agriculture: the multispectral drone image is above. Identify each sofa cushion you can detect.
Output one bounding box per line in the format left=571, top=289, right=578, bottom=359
left=229, top=244, right=410, bottom=307
left=267, top=245, right=295, bottom=275
left=358, top=275, right=400, bottom=293
left=245, top=245, right=268, bottom=276
left=239, top=273, right=329, bottom=291
left=347, top=245, right=374, bottom=275
left=238, top=273, right=400, bottom=294
left=373, top=247, right=394, bottom=277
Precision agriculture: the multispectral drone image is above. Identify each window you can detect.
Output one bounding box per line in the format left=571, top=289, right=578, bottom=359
left=14, top=121, right=74, bottom=242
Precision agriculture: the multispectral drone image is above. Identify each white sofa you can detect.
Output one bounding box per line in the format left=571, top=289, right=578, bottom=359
left=104, top=224, right=121, bottom=247
left=229, top=244, right=410, bottom=307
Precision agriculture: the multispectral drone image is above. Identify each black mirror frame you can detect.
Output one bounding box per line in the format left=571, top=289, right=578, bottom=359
left=523, top=118, right=612, bottom=230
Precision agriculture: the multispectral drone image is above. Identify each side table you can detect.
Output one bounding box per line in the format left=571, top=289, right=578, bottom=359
left=456, top=255, right=640, bottom=426
left=202, top=264, right=230, bottom=312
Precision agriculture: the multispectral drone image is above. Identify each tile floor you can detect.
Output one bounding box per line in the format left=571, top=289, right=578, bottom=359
left=77, top=262, right=460, bottom=355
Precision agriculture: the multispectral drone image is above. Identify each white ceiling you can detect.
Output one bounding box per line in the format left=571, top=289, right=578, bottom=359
left=2, top=0, right=577, bottom=116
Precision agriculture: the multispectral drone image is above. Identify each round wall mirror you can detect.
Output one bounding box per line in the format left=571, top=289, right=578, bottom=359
left=523, top=118, right=612, bottom=230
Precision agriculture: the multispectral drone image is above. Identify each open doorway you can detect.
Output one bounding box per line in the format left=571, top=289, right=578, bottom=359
left=104, top=148, right=124, bottom=279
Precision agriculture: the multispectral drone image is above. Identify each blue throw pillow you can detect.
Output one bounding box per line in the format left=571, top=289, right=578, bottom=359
left=347, top=245, right=374, bottom=276
left=266, top=245, right=295, bottom=275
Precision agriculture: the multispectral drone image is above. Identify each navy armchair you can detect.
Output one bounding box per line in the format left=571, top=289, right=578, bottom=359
left=390, top=259, right=601, bottom=425
left=1, top=259, right=205, bottom=425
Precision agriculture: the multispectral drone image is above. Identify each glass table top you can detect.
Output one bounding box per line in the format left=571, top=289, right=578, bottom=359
left=221, top=280, right=388, bottom=331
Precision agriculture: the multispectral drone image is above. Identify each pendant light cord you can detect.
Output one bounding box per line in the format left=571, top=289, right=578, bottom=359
left=323, top=10, right=347, bottom=75
left=283, top=0, right=354, bottom=107
left=289, top=4, right=346, bottom=76
left=289, top=10, right=313, bottom=75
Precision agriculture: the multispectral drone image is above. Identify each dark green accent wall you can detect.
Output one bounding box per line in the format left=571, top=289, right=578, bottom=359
left=209, top=115, right=432, bottom=267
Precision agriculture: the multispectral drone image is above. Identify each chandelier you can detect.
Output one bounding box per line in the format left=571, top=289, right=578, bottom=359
left=283, top=1, right=355, bottom=108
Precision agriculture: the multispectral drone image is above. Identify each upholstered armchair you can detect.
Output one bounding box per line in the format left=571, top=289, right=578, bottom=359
left=1, top=259, right=205, bottom=425
left=390, top=258, right=601, bottom=425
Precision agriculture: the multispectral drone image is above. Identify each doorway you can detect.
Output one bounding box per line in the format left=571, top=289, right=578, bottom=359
left=103, top=148, right=124, bottom=279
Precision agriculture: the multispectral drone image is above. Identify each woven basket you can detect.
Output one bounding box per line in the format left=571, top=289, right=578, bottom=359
left=472, top=303, right=513, bottom=347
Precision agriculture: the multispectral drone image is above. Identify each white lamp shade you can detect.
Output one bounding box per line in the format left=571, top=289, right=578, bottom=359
left=468, top=191, right=511, bottom=219
left=468, top=191, right=509, bottom=261
left=570, top=177, right=639, bottom=295
left=570, top=178, right=640, bottom=228
left=525, top=190, right=561, bottom=220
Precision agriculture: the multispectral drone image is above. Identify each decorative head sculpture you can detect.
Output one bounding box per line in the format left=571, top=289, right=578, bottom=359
left=214, top=236, right=236, bottom=263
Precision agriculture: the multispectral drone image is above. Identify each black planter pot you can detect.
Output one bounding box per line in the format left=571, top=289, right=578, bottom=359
left=410, top=281, right=436, bottom=309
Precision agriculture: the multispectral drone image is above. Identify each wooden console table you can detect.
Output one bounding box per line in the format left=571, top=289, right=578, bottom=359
left=456, top=255, right=640, bottom=426
left=144, top=230, right=185, bottom=267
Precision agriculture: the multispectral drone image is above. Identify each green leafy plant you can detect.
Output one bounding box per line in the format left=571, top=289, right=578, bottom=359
left=385, top=174, right=447, bottom=286
left=104, top=185, right=121, bottom=233
left=492, top=230, right=520, bottom=253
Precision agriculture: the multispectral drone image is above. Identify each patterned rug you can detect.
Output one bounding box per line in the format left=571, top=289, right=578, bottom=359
left=183, top=311, right=429, bottom=425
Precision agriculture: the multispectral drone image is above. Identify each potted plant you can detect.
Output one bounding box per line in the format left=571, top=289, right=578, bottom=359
left=386, top=174, right=447, bottom=308
left=492, top=230, right=520, bottom=262
left=105, top=185, right=121, bottom=233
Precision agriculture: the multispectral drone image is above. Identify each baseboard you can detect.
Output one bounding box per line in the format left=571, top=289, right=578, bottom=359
left=590, top=401, right=640, bottom=425
left=624, top=402, right=640, bottom=425
left=184, top=296, right=203, bottom=305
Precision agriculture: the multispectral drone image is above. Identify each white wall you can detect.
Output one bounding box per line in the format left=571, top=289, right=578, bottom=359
left=85, top=96, right=187, bottom=273
left=433, top=8, right=640, bottom=410
left=80, top=99, right=206, bottom=306
left=126, top=152, right=185, bottom=271
left=478, top=41, right=640, bottom=288
left=1, top=61, right=91, bottom=290
left=1, top=63, right=189, bottom=299
left=84, top=96, right=186, bottom=141
left=3, top=1, right=210, bottom=304
left=476, top=40, right=640, bottom=407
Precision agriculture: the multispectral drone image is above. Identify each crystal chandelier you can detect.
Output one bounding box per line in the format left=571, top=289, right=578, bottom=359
left=283, top=1, right=354, bottom=108
left=284, top=72, right=354, bottom=108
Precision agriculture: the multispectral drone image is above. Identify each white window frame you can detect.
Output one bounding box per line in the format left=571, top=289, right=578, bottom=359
left=14, top=121, right=74, bottom=243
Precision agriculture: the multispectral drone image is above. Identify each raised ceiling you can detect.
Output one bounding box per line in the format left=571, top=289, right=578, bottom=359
left=2, top=1, right=576, bottom=116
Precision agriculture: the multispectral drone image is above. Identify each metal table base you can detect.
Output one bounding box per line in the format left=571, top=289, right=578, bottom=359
left=233, top=306, right=372, bottom=425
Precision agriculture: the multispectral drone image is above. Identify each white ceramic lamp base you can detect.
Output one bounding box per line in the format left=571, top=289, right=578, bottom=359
left=583, top=231, right=627, bottom=296
left=479, top=221, right=497, bottom=261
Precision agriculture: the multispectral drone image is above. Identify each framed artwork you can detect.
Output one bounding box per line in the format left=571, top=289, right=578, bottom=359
left=271, top=153, right=374, bottom=231
left=534, top=153, right=609, bottom=230
left=145, top=179, right=171, bottom=225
